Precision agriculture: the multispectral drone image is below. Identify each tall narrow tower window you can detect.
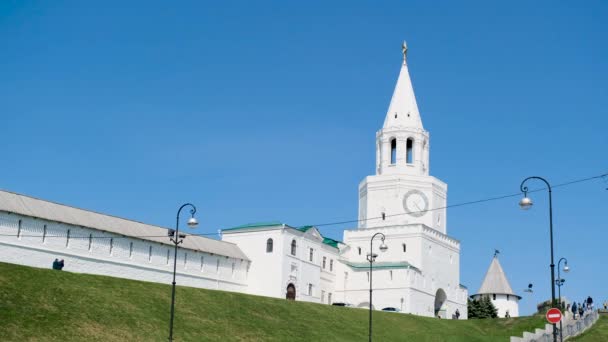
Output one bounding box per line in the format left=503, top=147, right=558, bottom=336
left=390, top=138, right=397, bottom=164
left=406, top=138, right=414, bottom=164
left=291, top=239, right=297, bottom=256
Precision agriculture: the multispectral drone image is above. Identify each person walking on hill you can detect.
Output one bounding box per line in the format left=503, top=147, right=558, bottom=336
left=52, top=258, right=60, bottom=270
left=578, top=303, right=584, bottom=318
left=603, top=301, right=607, bottom=310
left=572, top=302, right=578, bottom=319
left=455, top=309, right=460, bottom=320
left=586, top=296, right=593, bottom=311
left=58, top=259, right=65, bottom=270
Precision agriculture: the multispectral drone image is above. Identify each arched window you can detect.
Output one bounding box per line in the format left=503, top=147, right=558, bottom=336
left=406, top=138, right=414, bottom=164
left=266, top=238, right=274, bottom=253
left=390, top=138, right=397, bottom=164
left=358, top=247, right=362, bottom=255
left=291, top=239, right=297, bottom=256
left=402, top=243, right=407, bottom=252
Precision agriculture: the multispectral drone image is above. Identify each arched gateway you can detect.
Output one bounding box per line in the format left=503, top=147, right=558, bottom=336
left=434, top=288, right=447, bottom=318
left=286, top=283, right=296, bottom=300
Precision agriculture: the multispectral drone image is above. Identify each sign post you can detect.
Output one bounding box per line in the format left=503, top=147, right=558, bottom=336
left=546, top=308, right=563, bottom=341
left=546, top=308, right=562, bottom=324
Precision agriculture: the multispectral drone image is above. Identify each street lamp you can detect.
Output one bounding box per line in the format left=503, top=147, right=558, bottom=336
left=367, top=232, right=388, bottom=342
left=168, top=203, right=198, bottom=342
left=556, top=257, right=569, bottom=342
left=519, top=176, right=557, bottom=342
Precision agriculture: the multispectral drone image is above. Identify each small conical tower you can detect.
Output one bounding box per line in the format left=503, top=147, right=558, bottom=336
left=471, top=252, right=521, bottom=317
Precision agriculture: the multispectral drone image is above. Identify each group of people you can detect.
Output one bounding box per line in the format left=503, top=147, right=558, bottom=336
left=52, top=258, right=65, bottom=270
left=571, top=296, right=594, bottom=320
left=451, top=309, right=461, bottom=319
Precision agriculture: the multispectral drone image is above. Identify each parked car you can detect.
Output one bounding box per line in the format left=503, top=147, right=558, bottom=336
left=332, top=302, right=354, bottom=307
left=381, top=307, right=401, bottom=312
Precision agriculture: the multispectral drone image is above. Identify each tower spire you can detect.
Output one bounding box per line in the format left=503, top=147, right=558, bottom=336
left=383, top=41, right=423, bottom=129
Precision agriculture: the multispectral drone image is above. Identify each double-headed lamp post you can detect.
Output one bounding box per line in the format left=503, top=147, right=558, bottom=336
left=519, top=176, right=557, bottom=342
left=168, top=203, right=198, bottom=342
left=367, top=232, right=388, bottom=342
left=556, top=257, right=569, bottom=342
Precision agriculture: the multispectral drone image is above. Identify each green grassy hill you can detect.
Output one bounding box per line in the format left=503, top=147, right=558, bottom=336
left=0, top=262, right=547, bottom=341
left=570, top=314, right=608, bottom=341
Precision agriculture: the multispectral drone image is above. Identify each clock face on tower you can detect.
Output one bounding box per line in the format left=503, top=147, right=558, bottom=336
left=402, top=190, right=429, bottom=217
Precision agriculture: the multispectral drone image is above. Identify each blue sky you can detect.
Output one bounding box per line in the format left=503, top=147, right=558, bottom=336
left=1, top=1, right=606, bottom=315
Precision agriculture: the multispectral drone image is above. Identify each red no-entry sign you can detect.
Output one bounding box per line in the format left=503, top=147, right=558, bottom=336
left=546, top=308, right=562, bottom=324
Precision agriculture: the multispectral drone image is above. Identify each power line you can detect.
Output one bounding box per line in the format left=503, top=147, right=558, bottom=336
left=310, top=171, right=608, bottom=229
left=1, top=172, right=606, bottom=240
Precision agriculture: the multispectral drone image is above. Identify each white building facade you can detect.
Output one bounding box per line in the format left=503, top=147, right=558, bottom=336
left=471, top=255, right=520, bottom=317
left=0, top=42, right=470, bottom=319
left=333, top=42, right=468, bottom=318
left=0, top=190, right=250, bottom=293
left=221, top=223, right=340, bottom=304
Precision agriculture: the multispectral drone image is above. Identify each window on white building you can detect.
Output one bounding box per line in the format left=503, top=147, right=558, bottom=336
left=184, top=253, right=188, bottom=268
left=328, top=293, right=332, bottom=304
left=166, top=249, right=170, bottom=265
left=322, top=256, right=326, bottom=269
left=148, top=246, right=153, bottom=262
left=231, top=262, right=235, bottom=277
left=308, top=284, right=313, bottom=296
left=382, top=212, right=386, bottom=220
left=321, top=290, right=325, bottom=302
left=42, top=225, right=47, bottom=243
left=402, top=243, right=406, bottom=252
left=507, top=295, right=510, bottom=300
left=330, top=259, right=333, bottom=272
left=390, top=270, right=393, bottom=281
left=367, top=272, right=370, bottom=282
left=358, top=247, right=362, bottom=255
left=66, top=229, right=71, bottom=247
left=200, top=256, right=205, bottom=271
left=109, top=238, right=114, bottom=255
left=17, top=219, right=22, bottom=239
left=216, top=259, right=220, bottom=273
left=309, top=248, right=314, bottom=262
left=266, top=238, right=273, bottom=253
left=493, top=294, right=496, bottom=300
left=291, top=240, right=297, bottom=256
left=406, top=138, right=414, bottom=164
left=390, top=138, right=397, bottom=164
left=88, top=234, right=93, bottom=252
left=129, top=242, right=133, bottom=258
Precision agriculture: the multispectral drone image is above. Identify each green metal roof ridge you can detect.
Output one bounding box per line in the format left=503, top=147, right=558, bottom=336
left=223, top=221, right=284, bottom=231
left=342, top=261, right=420, bottom=272
left=322, top=237, right=342, bottom=249
left=223, top=222, right=341, bottom=250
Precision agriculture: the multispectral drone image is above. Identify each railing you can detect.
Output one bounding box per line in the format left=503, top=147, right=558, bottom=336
left=510, top=310, right=599, bottom=342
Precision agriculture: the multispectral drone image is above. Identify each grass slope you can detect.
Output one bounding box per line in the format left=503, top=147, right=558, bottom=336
left=0, top=262, right=546, bottom=341
left=570, top=314, right=608, bottom=341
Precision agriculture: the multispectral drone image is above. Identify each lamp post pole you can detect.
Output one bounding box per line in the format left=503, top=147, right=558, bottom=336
left=519, top=176, right=557, bottom=342
left=367, top=232, right=388, bottom=342
left=556, top=257, right=568, bottom=342
left=168, top=203, right=198, bottom=342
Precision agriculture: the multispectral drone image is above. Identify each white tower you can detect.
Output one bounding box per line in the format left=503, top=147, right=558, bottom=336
left=359, top=41, right=447, bottom=233
left=335, top=42, right=467, bottom=319
left=471, top=254, right=521, bottom=317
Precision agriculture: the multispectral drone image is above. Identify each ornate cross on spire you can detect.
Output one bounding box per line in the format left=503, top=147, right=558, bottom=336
left=402, top=41, right=408, bottom=62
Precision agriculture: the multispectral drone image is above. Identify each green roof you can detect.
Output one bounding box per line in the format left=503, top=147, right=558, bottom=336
left=342, top=261, right=420, bottom=272
left=322, top=237, right=341, bottom=249
left=223, top=221, right=283, bottom=231
left=223, top=222, right=341, bottom=249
